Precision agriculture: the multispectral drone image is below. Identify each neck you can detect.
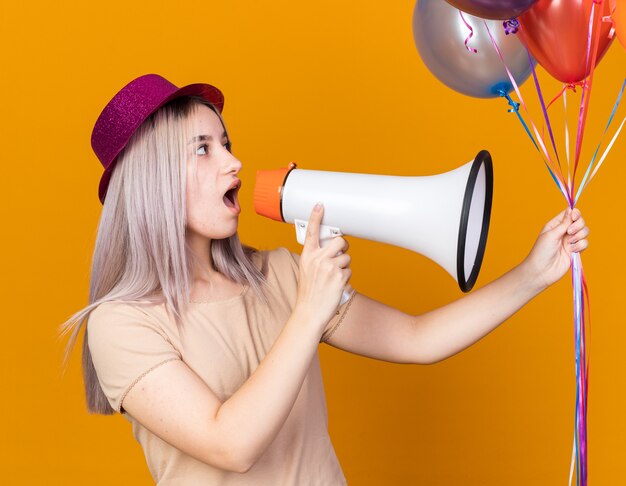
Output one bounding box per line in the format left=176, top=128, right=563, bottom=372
left=186, top=231, right=219, bottom=284
left=185, top=232, right=243, bottom=302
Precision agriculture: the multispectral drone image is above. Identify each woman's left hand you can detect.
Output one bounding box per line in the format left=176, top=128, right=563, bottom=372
left=522, top=207, right=590, bottom=290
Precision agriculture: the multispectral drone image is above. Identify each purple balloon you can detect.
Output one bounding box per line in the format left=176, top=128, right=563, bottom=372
left=444, top=0, right=537, bottom=20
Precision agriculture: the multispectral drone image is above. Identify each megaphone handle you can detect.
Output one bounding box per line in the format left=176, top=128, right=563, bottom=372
left=294, top=219, right=351, bottom=307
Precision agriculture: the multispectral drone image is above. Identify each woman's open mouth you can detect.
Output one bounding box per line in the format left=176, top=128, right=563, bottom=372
left=223, top=181, right=241, bottom=213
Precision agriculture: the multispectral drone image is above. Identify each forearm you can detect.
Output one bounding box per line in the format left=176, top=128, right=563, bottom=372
left=215, top=308, right=322, bottom=470
left=412, top=261, right=547, bottom=364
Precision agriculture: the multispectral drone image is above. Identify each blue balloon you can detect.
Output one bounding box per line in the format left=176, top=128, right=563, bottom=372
left=413, top=0, right=533, bottom=98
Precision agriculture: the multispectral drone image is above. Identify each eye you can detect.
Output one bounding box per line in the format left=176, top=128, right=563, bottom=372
left=224, top=140, right=232, bottom=152
left=196, top=144, right=209, bottom=156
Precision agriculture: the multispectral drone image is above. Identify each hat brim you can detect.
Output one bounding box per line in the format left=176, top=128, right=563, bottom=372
left=98, top=82, right=225, bottom=204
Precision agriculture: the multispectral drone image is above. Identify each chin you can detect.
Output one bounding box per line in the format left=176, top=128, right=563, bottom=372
left=216, top=220, right=240, bottom=240
left=187, top=220, right=239, bottom=241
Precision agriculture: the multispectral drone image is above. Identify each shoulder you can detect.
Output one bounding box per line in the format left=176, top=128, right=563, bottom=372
left=248, top=246, right=299, bottom=271
left=247, top=247, right=301, bottom=302
left=89, top=300, right=158, bottom=321
left=259, top=246, right=300, bottom=276
left=88, top=301, right=161, bottom=331
left=86, top=301, right=181, bottom=413
left=87, top=301, right=172, bottom=351
left=86, top=301, right=180, bottom=368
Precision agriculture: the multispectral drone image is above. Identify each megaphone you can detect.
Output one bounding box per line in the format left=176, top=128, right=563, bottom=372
left=253, top=150, right=493, bottom=301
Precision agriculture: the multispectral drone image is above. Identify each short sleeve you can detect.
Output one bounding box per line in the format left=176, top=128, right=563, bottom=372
left=87, top=302, right=181, bottom=413
left=281, top=247, right=357, bottom=344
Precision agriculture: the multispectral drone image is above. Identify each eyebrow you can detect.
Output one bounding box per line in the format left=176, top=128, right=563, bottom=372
left=188, top=132, right=228, bottom=144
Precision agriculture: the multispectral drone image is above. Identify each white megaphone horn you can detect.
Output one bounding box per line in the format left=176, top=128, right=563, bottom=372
left=253, top=150, right=493, bottom=302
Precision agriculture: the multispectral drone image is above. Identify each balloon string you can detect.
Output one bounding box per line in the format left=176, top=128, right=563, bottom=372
left=488, top=6, right=610, bottom=485
left=501, top=91, right=538, bottom=149
left=573, top=253, right=581, bottom=486
left=569, top=4, right=610, bottom=482
left=517, top=24, right=564, bottom=175
left=541, top=79, right=585, bottom=195
left=499, top=91, right=564, bottom=193
left=546, top=81, right=586, bottom=112
left=564, top=90, right=572, bottom=192
left=491, top=12, right=601, bottom=483
left=575, top=78, right=626, bottom=203
left=568, top=436, right=576, bottom=486
left=484, top=21, right=570, bottom=202
left=581, top=255, right=590, bottom=486
left=499, top=92, right=568, bottom=191
left=580, top=266, right=591, bottom=432
left=570, top=253, right=591, bottom=486
left=503, top=18, right=519, bottom=35
left=570, top=251, right=589, bottom=486
left=458, top=10, right=477, bottom=53
left=580, top=256, right=588, bottom=486
left=602, top=0, right=617, bottom=39
left=573, top=1, right=603, bottom=194
left=575, top=115, right=626, bottom=203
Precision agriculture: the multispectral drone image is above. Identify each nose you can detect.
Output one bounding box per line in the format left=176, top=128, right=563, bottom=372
left=225, top=150, right=243, bottom=175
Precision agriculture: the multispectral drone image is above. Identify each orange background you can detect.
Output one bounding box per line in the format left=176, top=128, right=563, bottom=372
left=1, top=1, right=625, bottom=484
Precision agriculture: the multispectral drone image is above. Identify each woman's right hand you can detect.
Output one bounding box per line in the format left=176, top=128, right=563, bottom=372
left=295, top=202, right=352, bottom=332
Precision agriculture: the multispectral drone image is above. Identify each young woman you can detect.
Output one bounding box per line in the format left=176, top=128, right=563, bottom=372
left=62, top=73, right=589, bottom=485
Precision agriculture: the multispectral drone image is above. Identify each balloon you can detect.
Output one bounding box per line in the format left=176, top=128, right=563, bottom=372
left=518, top=0, right=615, bottom=84
left=615, top=0, right=626, bottom=51
left=444, top=0, right=538, bottom=20
left=412, top=0, right=533, bottom=98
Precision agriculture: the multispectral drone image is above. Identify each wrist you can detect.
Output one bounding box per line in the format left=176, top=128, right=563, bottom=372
left=290, top=304, right=326, bottom=337
left=516, top=259, right=550, bottom=296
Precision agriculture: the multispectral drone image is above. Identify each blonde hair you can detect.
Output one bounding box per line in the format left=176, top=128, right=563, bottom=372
left=61, top=96, right=270, bottom=415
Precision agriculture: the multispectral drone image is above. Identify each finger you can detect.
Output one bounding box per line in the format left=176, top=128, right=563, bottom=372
left=325, top=235, right=348, bottom=256
left=334, top=252, right=351, bottom=269
left=337, top=236, right=349, bottom=254
left=570, top=238, right=589, bottom=253
left=542, top=207, right=570, bottom=233
left=567, top=217, right=586, bottom=236
left=304, top=202, right=324, bottom=250
left=569, top=226, right=590, bottom=244
left=341, top=267, right=352, bottom=284
left=571, top=208, right=582, bottom=222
